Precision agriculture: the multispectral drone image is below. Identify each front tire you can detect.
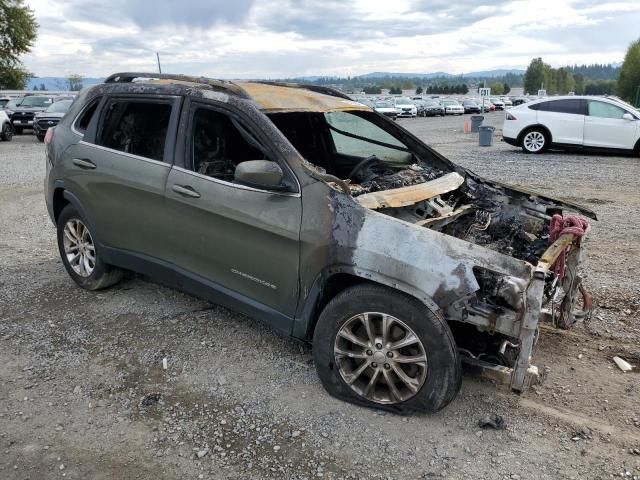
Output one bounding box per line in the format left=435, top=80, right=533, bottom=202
left=0, top=122, right=12, bottom=141
left=521, top=128, right=548, bottom=154
left=313, top=284, right=461, bottom=414
left=57, top=204, right=123, bottom=290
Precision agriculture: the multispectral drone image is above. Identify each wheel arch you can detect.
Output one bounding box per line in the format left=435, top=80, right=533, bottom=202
left=293, top=267, right=442, bottom=341
left=517, top=124, right=553, bottom=146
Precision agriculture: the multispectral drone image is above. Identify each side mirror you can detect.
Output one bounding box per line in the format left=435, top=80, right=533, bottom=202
left=622, top=113, right=635, bottom=121
left=234, top=160, right=285, bottom=190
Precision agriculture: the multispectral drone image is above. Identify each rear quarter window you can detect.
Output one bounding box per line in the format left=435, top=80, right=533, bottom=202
left=529, top=99, right=585, bottom=115
left=73, top=97, right=102, bottom=135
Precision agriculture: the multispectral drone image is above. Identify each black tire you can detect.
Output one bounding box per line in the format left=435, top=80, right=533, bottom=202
left=313, top=284, right=461, bottom=414
left=520, top=127, right=549, bottom=154
left=13, top=126, right=23, bottom=135
left=36, top=134, right=45, bottom=142
left=0, top=122, right=12, bottom=141
left=56, top=204, right=123, bottom=290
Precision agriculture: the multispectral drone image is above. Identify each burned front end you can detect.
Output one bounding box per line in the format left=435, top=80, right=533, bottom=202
left=347, top=161, right=594, bottom=392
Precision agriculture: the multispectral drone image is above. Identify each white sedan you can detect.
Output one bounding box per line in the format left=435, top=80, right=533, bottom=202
left=502, top=96, right=640, bottom=154
left=440, top=99, right=464, bottom=115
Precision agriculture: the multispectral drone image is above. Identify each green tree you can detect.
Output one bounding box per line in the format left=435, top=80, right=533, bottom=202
left=573, top=74, right=585, bottom=94
left=66, top=74, right=84, bottom=91
left=489, top=81, right=503, bottom=95
left=502, top=83, right=511, bottom=94
left=415, top=86, right=423, bottom=95
left=461, top=83, right=469, bottom=94
left=618, top=38, right=640, bottom=102
left=0, top=0, right=38, bottom=89
left=363, top=86, right=381, bottom=95
left=524, top=57, right=550, bottom=95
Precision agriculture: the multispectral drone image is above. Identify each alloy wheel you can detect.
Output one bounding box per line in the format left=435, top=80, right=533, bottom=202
left=63, top=219, right=96, bottom=277
left=523, top=131, right=545, bottom=152
left=334, top=312, right=428, bottom=404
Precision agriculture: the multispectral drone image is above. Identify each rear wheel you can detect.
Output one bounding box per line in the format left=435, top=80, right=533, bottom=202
left=0, top=122, right=12, bottom=141
left=57, top=204, right=124, bottom=290
left=313, top=284, right=461, bottom=414
left=13, top=126, right=23, bottom=135
left=36, top=134, right=45, bottom=142
left=521, top=128, right=548, bottom=154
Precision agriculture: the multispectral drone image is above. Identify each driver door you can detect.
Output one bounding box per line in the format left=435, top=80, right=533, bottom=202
left=163, top=102, right=302, bottom=328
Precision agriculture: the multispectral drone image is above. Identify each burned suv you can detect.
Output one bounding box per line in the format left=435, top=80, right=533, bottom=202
left=44, top=73, right=596, bottom=413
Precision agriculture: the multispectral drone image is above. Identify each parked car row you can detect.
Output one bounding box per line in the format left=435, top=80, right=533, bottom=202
left=1, top=94, right=75, bottom=141
left=352, top=94, right=528, bottom=119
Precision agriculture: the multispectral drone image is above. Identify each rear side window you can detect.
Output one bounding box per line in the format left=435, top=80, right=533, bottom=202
left=529, top=99, right=584, bottom=114
left=74, top=97, right=101, bottom=135
left=97, top=100, right=172, bottom=161
left=588, top=101, right=626, bottom=119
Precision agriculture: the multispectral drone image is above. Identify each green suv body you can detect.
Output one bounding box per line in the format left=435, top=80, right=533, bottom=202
left=45, top=73, right=596, bottom=413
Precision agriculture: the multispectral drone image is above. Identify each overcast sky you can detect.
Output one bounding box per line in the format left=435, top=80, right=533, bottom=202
left=22, top=0, right=640, bottom=79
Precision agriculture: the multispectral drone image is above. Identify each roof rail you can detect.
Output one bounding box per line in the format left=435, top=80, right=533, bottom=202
left=103, top=72, right=250, bottom=99
left=254, top=81, right=352, bottom=101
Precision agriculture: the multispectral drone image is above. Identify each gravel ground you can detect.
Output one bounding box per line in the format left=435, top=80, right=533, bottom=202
left=1, top=115, right=639, bottom=480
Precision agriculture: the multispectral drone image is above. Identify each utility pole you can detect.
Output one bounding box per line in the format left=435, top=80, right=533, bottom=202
left=156, top=52, right=162, bottom=74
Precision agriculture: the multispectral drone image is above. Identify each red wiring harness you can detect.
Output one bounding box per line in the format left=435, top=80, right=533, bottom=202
left=549, top=214, right=591, bottom=279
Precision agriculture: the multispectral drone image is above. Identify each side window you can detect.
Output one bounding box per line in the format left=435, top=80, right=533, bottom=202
left=588, top=101, right=626, bottom=119
left=529, top=100, right=584, bottom=114
left=325, top=111, right=411, bottom=164
left=190, top=108, right=267, bottom=181
left=97, top=100, right=172, bottom=161
left=74, top=97, right=101, bottom=135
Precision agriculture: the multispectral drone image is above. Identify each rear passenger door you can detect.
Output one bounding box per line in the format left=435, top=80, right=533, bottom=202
left=68, top=95, right=181, bottom=259
left=583, top=100, right=639, bottom=150
left=533, top=99, right=586, bottom=145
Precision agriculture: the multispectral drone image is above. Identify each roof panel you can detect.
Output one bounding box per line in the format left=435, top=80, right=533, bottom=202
left=236, top=82, right=371, bottom=113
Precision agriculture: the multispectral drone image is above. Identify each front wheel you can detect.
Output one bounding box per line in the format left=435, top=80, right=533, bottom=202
left=57, top=204, right=124, bottom=290
left=0, top=122, right=13, bottom=141
left=521, top=128, right=548, bottom=154
left=313, top=284, right=461, bottom=414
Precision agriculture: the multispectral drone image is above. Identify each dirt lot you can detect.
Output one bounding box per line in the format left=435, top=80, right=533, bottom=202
left=1, top=112, right=639, bottom=480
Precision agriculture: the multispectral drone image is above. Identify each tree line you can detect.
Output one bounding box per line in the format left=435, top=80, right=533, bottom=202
left=523, top=51, right=640, bottom=103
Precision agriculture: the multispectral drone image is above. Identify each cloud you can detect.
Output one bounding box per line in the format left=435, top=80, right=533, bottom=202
left=20, top=0, right=640, bottom=78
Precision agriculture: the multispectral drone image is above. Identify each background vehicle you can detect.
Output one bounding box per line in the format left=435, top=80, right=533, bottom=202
left=503, top=96, right=640, bottom=154
left=422, top=100, right=445, bottom=116
left=462, top=100, right=481, bottom=114
left=501, top=97, right=513, bottom=108
left=0, top=110, right=12, bottom=141
left=373, top=100, right=398, bottom=119
left=7, top=95, right=56, bottom=134
left=33, top=99, right=73, bottom=141
left=393, top=97, right=418, bottom=117
left=0, top=97, right=10, bottom=109
left=489, top=97, right=505, bottom=110
left=441, top=99, right=464, bottom=115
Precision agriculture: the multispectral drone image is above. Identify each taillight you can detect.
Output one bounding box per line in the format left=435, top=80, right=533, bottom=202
left=505, top=112, right=517, bottom=120
left=44, top=127, right=54, bottom=145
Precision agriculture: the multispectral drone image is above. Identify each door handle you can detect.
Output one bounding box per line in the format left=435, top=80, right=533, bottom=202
left=172, top=184, right=201, bottom=198
left=72, top=158, right=96, bottom=169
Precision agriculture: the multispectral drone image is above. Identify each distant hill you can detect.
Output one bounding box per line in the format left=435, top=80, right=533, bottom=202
left=353, top=69, right=524, bottom=79
left=26, top=77, right=104, bottom=91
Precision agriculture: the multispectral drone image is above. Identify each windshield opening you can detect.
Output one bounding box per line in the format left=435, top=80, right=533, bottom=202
left=45, top=100, right=73, bottom=113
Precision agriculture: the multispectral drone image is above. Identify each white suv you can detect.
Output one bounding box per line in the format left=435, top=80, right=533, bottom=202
left=503, top=96, right=640, bottom=154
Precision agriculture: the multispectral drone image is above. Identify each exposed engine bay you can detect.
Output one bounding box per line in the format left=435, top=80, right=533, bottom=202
left=346, top=157, right=550, bottom=265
